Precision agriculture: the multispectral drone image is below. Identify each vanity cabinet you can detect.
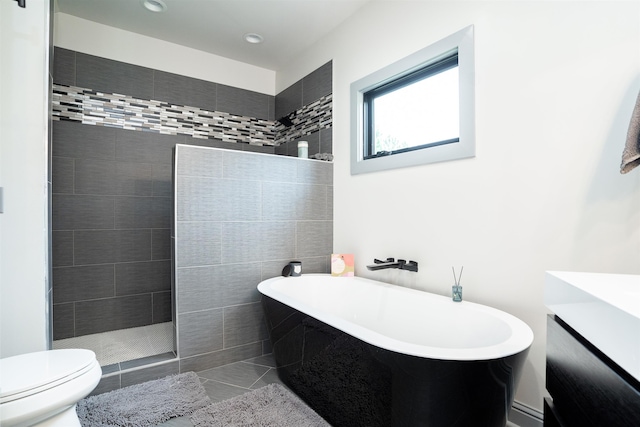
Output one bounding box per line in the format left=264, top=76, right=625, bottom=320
left=545, top=315, right=640, bottom=427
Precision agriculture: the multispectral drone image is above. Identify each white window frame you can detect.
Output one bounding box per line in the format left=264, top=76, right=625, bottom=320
left=350, top=25, right=475, bottom=175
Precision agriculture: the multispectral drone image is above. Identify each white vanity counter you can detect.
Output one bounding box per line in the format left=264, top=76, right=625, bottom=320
left=545, top=271, right=640, bottom=382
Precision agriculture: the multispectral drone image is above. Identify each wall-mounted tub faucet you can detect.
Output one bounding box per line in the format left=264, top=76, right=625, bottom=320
left=367, top=258, right=418, bottom=272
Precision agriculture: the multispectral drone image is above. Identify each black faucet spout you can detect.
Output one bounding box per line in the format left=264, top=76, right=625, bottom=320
left=366, top=258, right=418, bottom=272
left=367, top=261, right=400, bottom=270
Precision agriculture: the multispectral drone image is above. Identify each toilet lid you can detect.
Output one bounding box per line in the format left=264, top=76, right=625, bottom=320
left=0, top=349, right=97, bottom=400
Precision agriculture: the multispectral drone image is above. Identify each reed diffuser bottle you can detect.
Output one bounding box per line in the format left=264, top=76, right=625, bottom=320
left=452, top=266, right=463, bottom=302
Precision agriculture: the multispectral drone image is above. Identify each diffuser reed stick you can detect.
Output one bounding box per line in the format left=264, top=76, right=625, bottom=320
left=452, top=266, right=464, bottom=285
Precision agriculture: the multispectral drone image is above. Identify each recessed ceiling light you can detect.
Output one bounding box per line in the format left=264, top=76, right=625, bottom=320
left=244, top=33, right=264, bottom=44
left=142, top=0, right=167, bottom=13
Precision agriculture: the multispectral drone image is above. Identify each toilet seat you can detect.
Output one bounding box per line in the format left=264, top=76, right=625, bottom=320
left=0, top=349, right=98, bottom=403
left=0, top=349, right=102, bottom=426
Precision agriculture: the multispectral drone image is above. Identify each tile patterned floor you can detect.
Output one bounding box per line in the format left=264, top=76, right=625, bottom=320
left=56, top=329, right=525, bottom=425
left=156, top=354, right=284, bottom=426
left=154, top=353, right=521, bottom=427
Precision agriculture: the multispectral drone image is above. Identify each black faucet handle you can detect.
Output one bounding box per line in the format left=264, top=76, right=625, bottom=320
left=374, top=257, right=395, bottom=264
left=401, top=260, right=419, bottom=272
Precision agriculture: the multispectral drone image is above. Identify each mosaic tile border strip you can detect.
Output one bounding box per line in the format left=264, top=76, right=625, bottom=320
left=52, top=84, right=332, bottom=146
left=275, top=94, right=333, bottom=145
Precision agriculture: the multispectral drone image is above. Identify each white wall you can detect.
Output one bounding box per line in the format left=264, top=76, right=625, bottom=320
left=282, top=0, right=640, bottom=412
left=54, top=13, right=276, bottom=95
left=0, top=0, right=50, bottom=358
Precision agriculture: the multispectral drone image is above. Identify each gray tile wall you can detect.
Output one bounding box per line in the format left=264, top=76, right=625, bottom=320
left=53, top=84, right=277, bottom=145
left=174, top=145, right=333, bottom=372
left=51, top=48, right=279, bottom=340
left=275, top=61, right=333, bottom=158
left=53, top=47, right=331, bottom=156
left=51, top=119, right=277, bottom=340
left=275, top=61, right=332, bottom=119
left=55, top=48, right=275, bottom=121
left=50, top=47, right=334, bottom=378
left=51, top=121, right=180, bottom=339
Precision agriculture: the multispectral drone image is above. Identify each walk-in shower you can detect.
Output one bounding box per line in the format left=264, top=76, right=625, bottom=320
left=50, top=45, right=332, bottom=376
left=50, top=115, right=177, bottom=367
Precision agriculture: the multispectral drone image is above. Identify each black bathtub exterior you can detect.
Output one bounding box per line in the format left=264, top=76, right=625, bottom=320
left=261, top=294, right=529, bottom=427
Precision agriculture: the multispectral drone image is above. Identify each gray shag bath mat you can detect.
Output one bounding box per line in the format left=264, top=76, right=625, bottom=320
left=77, top=371, right=210, bottom=427
left=191, top=383, right=330, bottom=427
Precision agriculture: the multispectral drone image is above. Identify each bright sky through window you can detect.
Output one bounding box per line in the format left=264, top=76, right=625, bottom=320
left=372, top=67, right=459, bottom=154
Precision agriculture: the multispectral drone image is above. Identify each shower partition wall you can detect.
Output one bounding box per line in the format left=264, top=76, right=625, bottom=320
left=173, top=144, right=334, bottom=372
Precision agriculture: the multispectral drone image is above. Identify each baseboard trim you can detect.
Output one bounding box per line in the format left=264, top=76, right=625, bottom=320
left=510, top=401, right=544, bottom=427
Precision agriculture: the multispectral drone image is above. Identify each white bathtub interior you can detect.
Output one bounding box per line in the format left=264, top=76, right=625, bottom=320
left=258, top=274, right=534, bottom=361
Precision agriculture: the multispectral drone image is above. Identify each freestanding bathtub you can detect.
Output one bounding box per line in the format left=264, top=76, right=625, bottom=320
left=258, top=274, right=533, bottom=427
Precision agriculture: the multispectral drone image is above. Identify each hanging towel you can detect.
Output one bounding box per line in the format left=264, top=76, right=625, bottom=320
left=621, top=90, right=640, bottom=174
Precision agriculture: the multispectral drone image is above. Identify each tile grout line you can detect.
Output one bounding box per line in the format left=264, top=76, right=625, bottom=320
left=200, top=377, right=253, bottom=391
left=239, top=360, right=275, bottom=369
left=247, top=368, right=272, bottom=389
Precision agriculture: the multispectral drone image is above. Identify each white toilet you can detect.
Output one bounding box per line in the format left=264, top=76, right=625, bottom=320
left=0, top=349, right=102, bottom=426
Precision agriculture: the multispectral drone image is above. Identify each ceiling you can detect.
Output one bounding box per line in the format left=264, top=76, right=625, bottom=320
left=56, top=0, right=371, bottom=71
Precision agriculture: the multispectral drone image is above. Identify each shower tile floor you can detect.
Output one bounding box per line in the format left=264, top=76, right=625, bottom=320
left=53, top=322, right=174, bottom=366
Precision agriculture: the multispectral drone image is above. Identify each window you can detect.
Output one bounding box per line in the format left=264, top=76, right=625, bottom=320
left=350, top=26, right=475, bottom=175
left=364, top=53, right=459, bottom=159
